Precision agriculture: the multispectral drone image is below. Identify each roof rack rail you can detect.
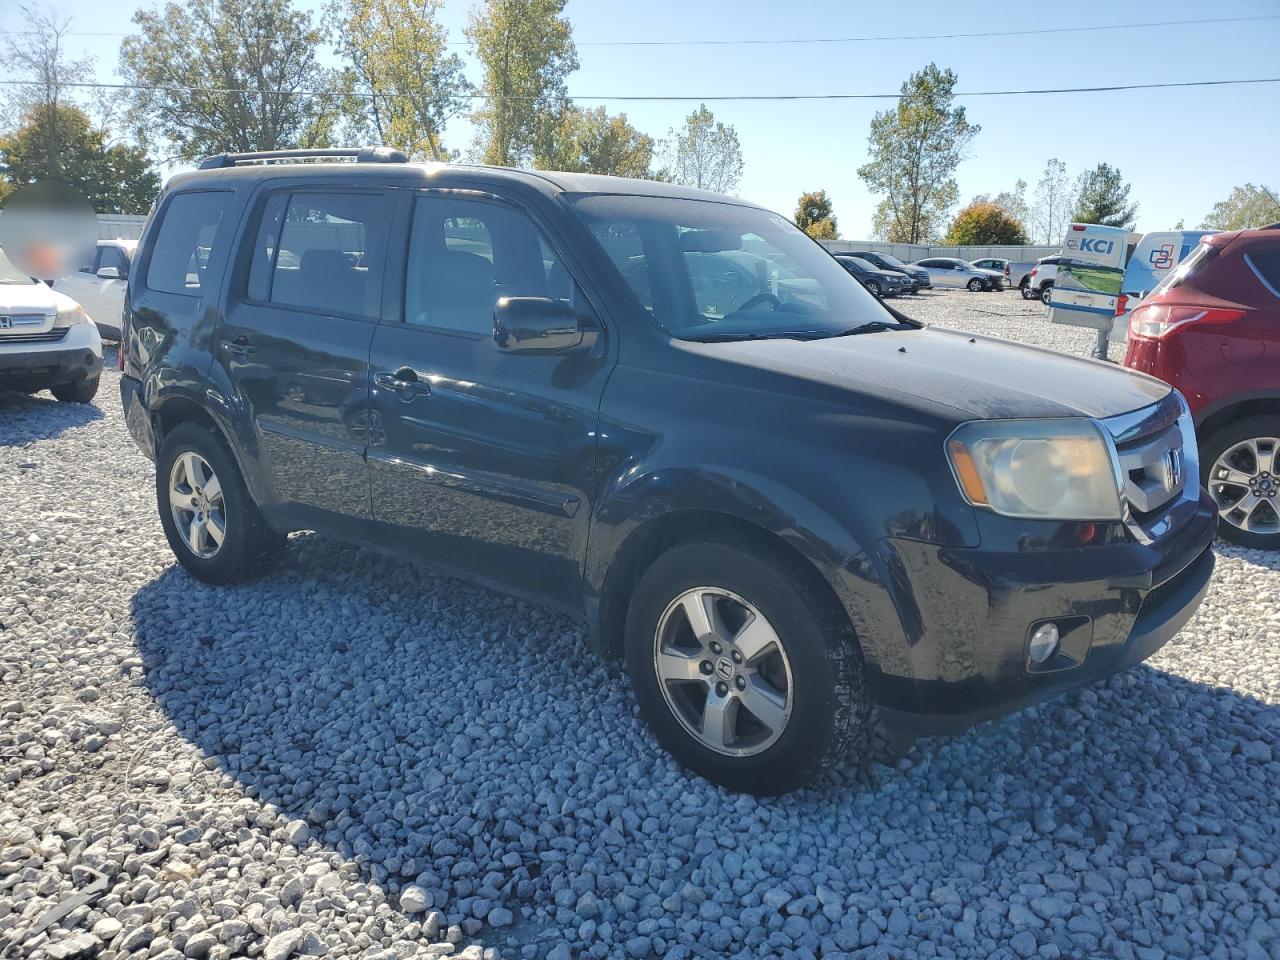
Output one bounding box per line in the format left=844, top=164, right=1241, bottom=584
left=197, top=147, right=409, bottom=170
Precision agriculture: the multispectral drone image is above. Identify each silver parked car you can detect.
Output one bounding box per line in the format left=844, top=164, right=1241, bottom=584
left=912, top=257, right=1005, bottom=291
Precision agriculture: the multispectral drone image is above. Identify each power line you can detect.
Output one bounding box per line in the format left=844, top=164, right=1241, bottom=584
left=0, top=77, right=1276, bottom=102
left=0, top=14, right=1275, bottom=45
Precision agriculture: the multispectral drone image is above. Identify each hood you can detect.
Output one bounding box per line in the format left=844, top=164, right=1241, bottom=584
left=0, top=280, right=59, bottom=315
left=871, top=268, right=907, bottom=280
left=695, top=324, right=1171, bottom=422
left=973, top=267, right=1004, bottom=278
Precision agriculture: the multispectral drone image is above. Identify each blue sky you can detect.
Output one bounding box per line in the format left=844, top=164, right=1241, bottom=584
left=2, top=0, right=1278, bottom=237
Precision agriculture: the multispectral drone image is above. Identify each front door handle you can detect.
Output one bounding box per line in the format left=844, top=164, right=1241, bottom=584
left=375, top=366, right=431, bottom=397
left=220, top=336, right=256, bottom=357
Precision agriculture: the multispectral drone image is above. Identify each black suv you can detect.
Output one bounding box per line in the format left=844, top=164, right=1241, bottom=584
left=121, top=149, right=1217, bottom=794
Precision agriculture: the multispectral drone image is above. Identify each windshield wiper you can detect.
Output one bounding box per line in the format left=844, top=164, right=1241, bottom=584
left=828, top=321, right=910, bottom=337
left=684, top=330, right=813, bottom=343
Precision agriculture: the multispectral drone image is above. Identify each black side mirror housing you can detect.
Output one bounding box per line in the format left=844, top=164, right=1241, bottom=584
left=493, top=297, right=595, bottom=354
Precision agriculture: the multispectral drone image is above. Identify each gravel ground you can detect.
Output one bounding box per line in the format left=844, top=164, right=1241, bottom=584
left=2, top=291, right=1278, bottom=960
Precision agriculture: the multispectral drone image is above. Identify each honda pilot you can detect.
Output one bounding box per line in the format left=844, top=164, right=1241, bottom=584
left=120, top=149, right=1217, bottom=794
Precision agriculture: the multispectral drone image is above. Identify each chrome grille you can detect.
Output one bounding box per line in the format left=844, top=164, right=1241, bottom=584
left=1104, top=393, right=1198, bottom=541
left=0, top=313, right=50, bottom=331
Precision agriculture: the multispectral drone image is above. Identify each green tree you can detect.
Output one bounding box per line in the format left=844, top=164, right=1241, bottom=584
left=666, top=104, right=743, bottom=194
left=1032, top=158, right=1071, bottom=244
left=794, top=190, right=839, bottom=240
left=943, top=200, right=1027, bottom=245
left=987, top=179, right=1029, bottom=227
left=533, top=105, right=655, bottom=177
left=1071, top=162, right=1138, bottom=229
left=1200, top=183, right=1280, bottom=230
left=858, top=63, right=979, bottom=243
left=0, top=105, right=159, bottom=213
left=2, top=4, right=99, bottom=178
left=326, top=0, right=471, bottom=161
left=119, top=0, right=330, bottom=162
left=467, top=0, right=578, bottom=167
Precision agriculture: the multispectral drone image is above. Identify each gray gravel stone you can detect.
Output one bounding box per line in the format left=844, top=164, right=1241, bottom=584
left=1, top=303, right=1277, bottom=960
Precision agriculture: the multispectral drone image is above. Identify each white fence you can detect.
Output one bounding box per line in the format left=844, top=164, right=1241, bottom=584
left=820, top=240, right=1060, bottom=262
left=97, top=214, right=147, bottom=241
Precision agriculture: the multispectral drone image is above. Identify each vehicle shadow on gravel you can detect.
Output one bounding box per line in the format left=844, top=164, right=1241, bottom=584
left=129, top=532, right=1280, bottom=956
left=0, top=389, right=103, bottom=444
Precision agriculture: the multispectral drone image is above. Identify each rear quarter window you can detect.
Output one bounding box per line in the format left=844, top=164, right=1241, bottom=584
left=145, top=191, right=232, bottom=296
left=1245, top=246, right=1280, bottom=298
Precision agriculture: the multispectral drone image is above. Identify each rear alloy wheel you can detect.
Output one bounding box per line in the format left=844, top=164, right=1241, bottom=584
left=1203, top=418, right=1280, bottom=549
left=157, top=423, right=287, bottom=582
left=967, top=278, right=983, bottom=292
left=625, top=538, right=868, bottom=794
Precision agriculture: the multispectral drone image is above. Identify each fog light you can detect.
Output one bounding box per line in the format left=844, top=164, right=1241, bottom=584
left=1029, top=623, right=1060, bottom=664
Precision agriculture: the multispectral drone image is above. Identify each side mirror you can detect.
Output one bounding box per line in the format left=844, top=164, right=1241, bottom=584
left=97, top=266, right=121, bottom=280
left=493, top=297, right=594, bottom=354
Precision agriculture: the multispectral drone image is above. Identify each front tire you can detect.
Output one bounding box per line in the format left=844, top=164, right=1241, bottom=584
left=625, top=538, right=868, bottom=795
left=967, top=278, right=983, bottom=292
left=865, top=280, right=881, bottom=298
left=51, top=376, right=99, bottom=403
left=1039, top=283, right=1053, bottom=303
left=156, top=423, right=287, bottom=583
left=1202, top=417, right=1280, bottom=549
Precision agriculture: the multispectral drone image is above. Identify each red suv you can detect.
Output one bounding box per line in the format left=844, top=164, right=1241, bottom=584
left=1124, top=226, right=1280, bottom=548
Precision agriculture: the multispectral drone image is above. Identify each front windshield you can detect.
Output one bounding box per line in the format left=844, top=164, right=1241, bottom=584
left=0, top=248, right=36, bottom=285
left=573, top=195, right=893, bottom=340
left=846, top=257, right=877, bottom=271
left=877, top=254, right=907, bottom=268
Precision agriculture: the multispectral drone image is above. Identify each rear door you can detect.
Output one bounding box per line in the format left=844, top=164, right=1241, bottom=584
left=215, top=187, right=394, bottom=524
left=367, top=189, right=612, bottom=609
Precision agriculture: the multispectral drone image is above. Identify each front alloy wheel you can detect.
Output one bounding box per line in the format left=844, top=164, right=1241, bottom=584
left=625, top=538, right=869, bottom=794
left=654, top=587, right=793, bottom=756
left=168, top=451, right=226, bottom=558
left=967, top=278, right=983, bottom=292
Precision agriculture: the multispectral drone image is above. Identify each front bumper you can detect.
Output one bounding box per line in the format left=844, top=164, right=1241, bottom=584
left=861, top=490, right=1218, bottom=735
left=0, top=326, right=103, bottom=391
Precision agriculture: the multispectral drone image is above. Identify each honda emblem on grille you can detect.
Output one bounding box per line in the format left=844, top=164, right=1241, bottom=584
left=0, top=316, right=12, bottom=330
left=1161, top=448, right=1183, bottom=494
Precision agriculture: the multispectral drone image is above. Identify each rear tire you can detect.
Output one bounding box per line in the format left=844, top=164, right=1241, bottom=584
left=1201, top=416, right=1280, bottom=549
left=156, top=423, right=287, bottom=583
left=624, top=538, right=868, bottom=795
left=51, top=376, right=99, bottom=403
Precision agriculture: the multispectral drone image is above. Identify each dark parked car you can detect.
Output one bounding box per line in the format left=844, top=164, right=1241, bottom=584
left=846, top=251, right=930, bottom=291
left=120, top=149, right=1217, bottom=794
left=1124, top=226, right=1280, bottom=549
left=833, top=254, right=909, bottom=298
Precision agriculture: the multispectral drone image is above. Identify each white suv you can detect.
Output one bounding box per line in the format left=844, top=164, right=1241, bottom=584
left=55, top=239, right=135, bottom=340
left=0, top=246, right=103, bottom=403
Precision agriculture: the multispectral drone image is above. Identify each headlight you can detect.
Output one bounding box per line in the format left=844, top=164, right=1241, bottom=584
left=947, top=419, right=1123, bottom=520
left=54, top=304, right=90, bottom=328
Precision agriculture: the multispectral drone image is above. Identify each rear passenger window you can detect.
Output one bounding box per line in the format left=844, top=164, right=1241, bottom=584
left=404, top=196, right=576, bottom=335
left=146, top=192, right=230, bottom=296
left=248, top=192, right=388, bottom=318
left=1246, top=247, right=1280, bottom=297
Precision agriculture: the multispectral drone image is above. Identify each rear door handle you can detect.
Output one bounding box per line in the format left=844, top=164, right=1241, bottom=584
left=375, top=366, right=431, bottom=397
left=220, top=336, right=256, bottom=357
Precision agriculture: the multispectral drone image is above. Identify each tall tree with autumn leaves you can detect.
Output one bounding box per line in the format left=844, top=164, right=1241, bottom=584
left=467, top=0, right=578, bottom=167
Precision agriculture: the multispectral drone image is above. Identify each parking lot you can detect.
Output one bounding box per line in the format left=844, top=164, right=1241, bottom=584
left=2, top=289, right=1277, bottom=960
